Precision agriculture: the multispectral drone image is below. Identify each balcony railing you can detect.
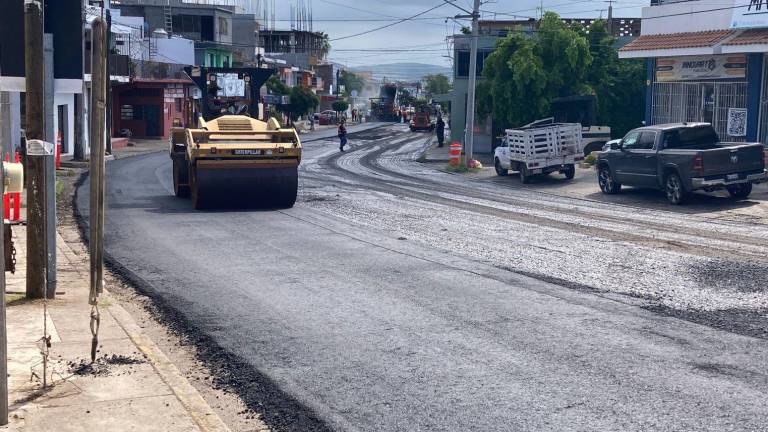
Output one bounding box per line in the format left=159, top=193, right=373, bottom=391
left=132, top=60, right=189, bottom=80
left=85, top=53, right=130, bottom=77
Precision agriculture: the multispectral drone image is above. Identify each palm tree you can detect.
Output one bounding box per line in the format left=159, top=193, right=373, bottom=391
left=318, top=32, right=331, bottom=61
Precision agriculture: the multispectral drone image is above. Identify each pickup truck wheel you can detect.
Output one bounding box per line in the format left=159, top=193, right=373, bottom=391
left=598, top=165, right=621, bottom=194
left=172, top=157, right=190, bottom=198
left=665, top=173, right=688, bottom=205
left=494, top=158, right=508, bottom=176
left=727, top=183, right=753, bottom=200
left=519, top=166, right=532, bottom=184
left=563, top=164, right=576, bottom=180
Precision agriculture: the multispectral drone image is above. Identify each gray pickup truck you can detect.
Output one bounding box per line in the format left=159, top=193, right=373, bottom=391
left=597, top=123, right=767, bottom=204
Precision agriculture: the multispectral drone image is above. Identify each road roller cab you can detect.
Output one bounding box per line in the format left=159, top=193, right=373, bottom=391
left=170, top=66, right=302, bottom=209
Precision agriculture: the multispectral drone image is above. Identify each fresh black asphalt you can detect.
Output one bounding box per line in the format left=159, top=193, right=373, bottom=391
left=76, top=126, right=768, bottom=431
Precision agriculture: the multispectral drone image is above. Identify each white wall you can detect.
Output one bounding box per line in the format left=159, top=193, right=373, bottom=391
left=154, top=37, right=196, bottom=65
left=52, top=93, right=76, bottom=156
left=641, top=0, right=736, bottom=35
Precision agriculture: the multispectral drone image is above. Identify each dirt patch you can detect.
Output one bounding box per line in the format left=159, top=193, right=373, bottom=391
left=68, top=354, right=146, bottom=377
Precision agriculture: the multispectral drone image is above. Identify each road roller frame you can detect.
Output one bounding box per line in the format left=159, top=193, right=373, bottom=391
left=170, top=67, right=302, bottom=209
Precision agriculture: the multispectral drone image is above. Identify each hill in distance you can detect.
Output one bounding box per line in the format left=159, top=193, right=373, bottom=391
left=350, top=63, right=452, bottom=83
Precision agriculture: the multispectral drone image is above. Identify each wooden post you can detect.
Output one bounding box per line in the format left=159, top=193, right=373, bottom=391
left=25, top=0, right=47, bottom=299
left=89, top=18, right=106, bottom=306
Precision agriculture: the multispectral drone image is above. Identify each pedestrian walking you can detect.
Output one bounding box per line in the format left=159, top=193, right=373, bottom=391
left=338, top=119, right=348, bottom=152
left=436, top=115, right=446, bottom=148
left=310, top=114, right=315, bottom=131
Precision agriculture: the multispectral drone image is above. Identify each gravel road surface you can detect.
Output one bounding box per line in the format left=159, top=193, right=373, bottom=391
left=77, top=124, right=768, bottom=431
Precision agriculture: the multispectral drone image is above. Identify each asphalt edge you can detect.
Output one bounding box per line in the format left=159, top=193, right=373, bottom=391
left=69, top=171, right=231, bottom=432
left=72, top=166, right=336, bottom=431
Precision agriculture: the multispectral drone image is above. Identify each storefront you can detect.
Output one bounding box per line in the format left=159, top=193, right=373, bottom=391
left=620, top=1, right=768, bottom=144
left=648, top=53, right=753, bottom=142
left=112, top=79, right=193, bottom=139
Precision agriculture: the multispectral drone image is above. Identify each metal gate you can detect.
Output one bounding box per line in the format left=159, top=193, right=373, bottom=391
left=652, top=81, right=748, bottom=142
left=760, top=56, right=768, bottom=144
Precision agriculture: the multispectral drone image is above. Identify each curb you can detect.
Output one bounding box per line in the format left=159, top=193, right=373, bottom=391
left=106, top=295, right=231, bottom=432
left=67, top=173, right=231, bottom=432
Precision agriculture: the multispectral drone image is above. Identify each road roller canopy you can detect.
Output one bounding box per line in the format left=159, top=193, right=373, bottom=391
left=184, top=66, right=275, bottom=123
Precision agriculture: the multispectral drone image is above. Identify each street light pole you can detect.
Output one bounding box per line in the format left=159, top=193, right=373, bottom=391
left=463, top=0, right=480, bottom=163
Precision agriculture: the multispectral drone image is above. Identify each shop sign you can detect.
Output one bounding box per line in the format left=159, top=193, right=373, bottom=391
left=731, top=0, right=768, bottom=28
left=655, top=55, right=747, bottom=82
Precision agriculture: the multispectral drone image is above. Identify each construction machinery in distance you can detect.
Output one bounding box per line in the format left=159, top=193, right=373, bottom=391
left=170, top=67, right=302, bottom=209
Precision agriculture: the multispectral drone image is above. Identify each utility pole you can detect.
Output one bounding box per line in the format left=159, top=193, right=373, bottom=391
left=462, top=0, right=481, bottom=163
left=43, top=34, right=56, bottom=300
left=25, top=0, right=48, bottom=299
left=75, top=0, right=87, bottom=161
left=0, top=61, right=7, bottom=429
left=89, top=17, right=106, bottom=311
left=606, top=0, right=615, bottom=35
left=105, top=8, right=113, bottom=155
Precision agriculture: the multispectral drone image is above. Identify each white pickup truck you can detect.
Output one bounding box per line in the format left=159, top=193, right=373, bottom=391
left=493, top=121, right=584, bottom=183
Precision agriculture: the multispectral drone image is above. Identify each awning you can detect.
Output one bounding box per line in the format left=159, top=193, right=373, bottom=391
left=722, top=28, right=768, bottom=53
left=618, top=30, right=735, bottom=59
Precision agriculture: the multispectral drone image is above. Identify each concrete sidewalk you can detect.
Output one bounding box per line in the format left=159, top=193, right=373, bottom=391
left=2, top=223, right=230, bottom=431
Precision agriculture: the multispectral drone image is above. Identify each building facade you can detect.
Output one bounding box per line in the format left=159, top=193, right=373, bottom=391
left=619, top=0, right=768, bottom=143
left=112, top=0, right=258, bottom=68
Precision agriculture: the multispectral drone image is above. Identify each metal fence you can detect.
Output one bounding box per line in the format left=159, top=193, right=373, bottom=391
left=132, top=60, right=189, bottom=80
left=760, top=57, right=768, bottom=145
left=652, top=81, right=748, bottom=142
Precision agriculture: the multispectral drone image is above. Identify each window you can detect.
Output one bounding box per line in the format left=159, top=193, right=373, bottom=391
left=637, top=132, right=657, bottom=150
left=120, top=105, right=133, bottom=120
left=172, top=15, right=202, bottom=35
left=218, top=17, right=228, bottom=36
left=663, top=127, right=719, bottom=149
left=456, top=51, right=491, bottom=78
left=175, top=98, right=182, bottom=113
left=621, top=131, right=642, bottom=149
left=120, top=105, right=145, bottom=120
left=457, top=51, right=470, bottom=77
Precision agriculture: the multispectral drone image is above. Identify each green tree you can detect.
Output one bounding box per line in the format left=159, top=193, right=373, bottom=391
left=318, top=32, right=332, bottom=60
left=586, top=19, right=646, bottom=137
left=478, top=12, right=591, bottom=129
left=332, top=99, right=349, bottom=113
left=398, top=89, right=416, bottom=108
left=423, top=73, right=451, bottom=95
left=339, top=70, right=364, bottom=96
left=478, top=12, right=594, bottom=135
left=266, top=75, right=290, bottom=96
left=288, top=85, right=320, bottom=121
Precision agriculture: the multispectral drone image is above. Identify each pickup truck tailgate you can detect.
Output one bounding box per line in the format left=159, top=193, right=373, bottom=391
left=701, top=143, right=764, bottom=176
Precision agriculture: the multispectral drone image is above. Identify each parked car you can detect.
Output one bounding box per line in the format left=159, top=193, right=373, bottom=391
left=410, top=112, right=434, bottom=132
left=318, top=110, right=338, bottom=125
left=494, top=121, right=584, bottom=183
left=597, top=123, right=768, bottom=204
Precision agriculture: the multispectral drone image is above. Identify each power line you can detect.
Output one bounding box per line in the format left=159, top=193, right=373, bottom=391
left=329, top=2, right=451, bottom=41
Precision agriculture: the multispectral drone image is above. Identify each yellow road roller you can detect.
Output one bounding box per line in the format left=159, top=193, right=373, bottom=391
left=170, top=67, right=301, bottom=209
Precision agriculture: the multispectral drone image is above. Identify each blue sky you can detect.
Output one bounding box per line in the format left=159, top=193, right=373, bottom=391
left=270, top=0, right=648, bottom=67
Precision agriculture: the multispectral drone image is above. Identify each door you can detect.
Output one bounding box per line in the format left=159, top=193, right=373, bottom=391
left=57, top=105, right=69, bottom=153
left=496, top=138, right=511, bottom=169
left=612, top=131, right=641, bottom=183
left=144, top=105, right=161, bottom=137
left=628, top=131, right=659, bottom=187
left=613, top=131, right=659, bottom=187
